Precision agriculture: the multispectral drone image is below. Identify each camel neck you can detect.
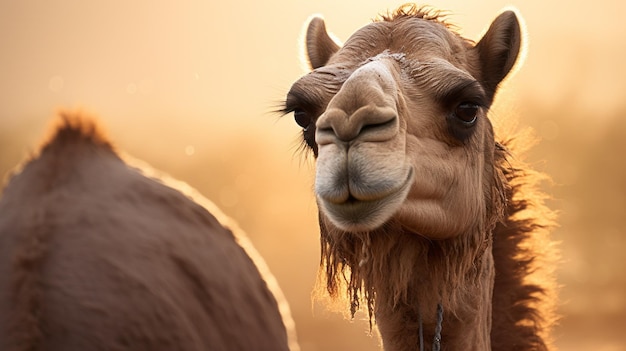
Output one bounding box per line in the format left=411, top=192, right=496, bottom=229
left=319, top=219, right=497, bottom=350
left=372, top=245, right=495, bottom=351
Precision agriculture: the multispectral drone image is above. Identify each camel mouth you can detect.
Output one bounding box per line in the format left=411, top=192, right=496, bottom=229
left=317, top=168, right=414, bottom=232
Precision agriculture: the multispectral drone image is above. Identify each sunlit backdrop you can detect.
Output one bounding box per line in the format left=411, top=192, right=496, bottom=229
left=1, top=1, right=625, bottom=350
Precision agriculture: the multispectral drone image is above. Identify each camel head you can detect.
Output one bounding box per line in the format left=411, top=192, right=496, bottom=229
left=283, top=8, right=558, bottom=350
left=284, top=5, right=520, bottom=239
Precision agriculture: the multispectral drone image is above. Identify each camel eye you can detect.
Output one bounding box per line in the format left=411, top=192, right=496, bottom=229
left=294, top=109, right=311, bottom=129
left=454, top=102, right=479, bottom=124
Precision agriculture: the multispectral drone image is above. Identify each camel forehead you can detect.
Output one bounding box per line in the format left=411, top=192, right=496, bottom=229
left=287, top=18, right=475, bottom=112
left=288, top=58, right=481, bottom=120
left=343, top=59, right=396, bottom=92
left=333, top=18, right=465, bottom=65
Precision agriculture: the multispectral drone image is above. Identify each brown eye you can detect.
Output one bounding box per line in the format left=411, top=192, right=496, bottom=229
left=454, top=102, right=479, bottom=124
left=294, top=109, right=310, bottom=129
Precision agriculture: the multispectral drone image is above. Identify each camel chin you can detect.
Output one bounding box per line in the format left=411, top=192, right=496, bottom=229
left=316, top=167, right=414, bottom=232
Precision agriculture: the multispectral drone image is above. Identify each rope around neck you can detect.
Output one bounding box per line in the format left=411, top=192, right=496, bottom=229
left=418, top=309, right=424, bottom=351
left=418, top=303, right=444, bottom=351
left=358, top=237, right=443, bottom=350
left=433, top=303, right=443, bottom=351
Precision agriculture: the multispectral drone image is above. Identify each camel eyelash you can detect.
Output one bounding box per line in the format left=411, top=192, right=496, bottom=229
left=279, top=94, right=303, bottom=115
left=278, top=104, right=296, bottom=116
left=438, top=80, right=488, bottom=108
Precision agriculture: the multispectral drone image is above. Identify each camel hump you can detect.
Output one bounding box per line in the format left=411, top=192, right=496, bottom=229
left=40, top=110, right=114, bottom=152
left=0, top=112, right=295, bottom=351
left=0, top=111, right=122, bottom=203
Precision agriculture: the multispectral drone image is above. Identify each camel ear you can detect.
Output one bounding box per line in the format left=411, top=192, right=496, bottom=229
left=305, top=17, right=341, bottom=69
left=474, top=10, right=522, bottom=98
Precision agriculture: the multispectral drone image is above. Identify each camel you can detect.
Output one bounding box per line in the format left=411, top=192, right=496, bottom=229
left=0, top=112, right=299, bottom=351
left=282, top=5, right=557, bottom=351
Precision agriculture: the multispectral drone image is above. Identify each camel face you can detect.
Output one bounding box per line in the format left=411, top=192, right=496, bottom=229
left=284, top=7, right=557, bottom=351
left=285, top=8, right=520, bottom=238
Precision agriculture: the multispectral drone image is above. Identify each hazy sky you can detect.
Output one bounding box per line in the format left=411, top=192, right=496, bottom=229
left=1, top=0, right=624, bottom=135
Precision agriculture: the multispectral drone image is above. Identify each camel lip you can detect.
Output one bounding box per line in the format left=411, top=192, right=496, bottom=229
left=318, top=168, right=414, bottom=231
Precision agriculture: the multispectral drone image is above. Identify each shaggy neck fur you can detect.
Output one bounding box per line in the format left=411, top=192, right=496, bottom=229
left=320, top=222, right=494, bottom=350
left=317, top=140, right=556, bottom=351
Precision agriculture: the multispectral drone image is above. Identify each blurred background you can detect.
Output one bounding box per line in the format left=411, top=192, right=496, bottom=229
left=0, top=1, right=624, bottom=350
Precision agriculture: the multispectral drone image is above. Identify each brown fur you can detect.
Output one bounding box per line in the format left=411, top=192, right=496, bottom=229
left=378, top=4, right=457, bottom=31
left=490, top=137, right=558, bottom=350
left=318, top=135, right=558, bottom=350
left=285, top=4, right=557, bottom=350
left=0, top=112, right=298, bottom=351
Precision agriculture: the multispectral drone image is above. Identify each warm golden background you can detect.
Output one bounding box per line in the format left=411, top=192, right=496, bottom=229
left=1, top=1, right=624, bottom=350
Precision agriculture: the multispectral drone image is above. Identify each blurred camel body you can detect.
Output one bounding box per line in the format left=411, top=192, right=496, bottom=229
left=283, top=4, right=557, bottom=351
left=0, top=113, right=299, bottom=351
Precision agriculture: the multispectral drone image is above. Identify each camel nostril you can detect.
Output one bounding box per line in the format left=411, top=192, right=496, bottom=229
left=316, top=105, right=399, bottom=144
left=315, top=126, right=339, bottom=145
left=318, top=126, right=334, bottom=134
left=350, top=105, right=399, bottom=142
left=359, top=116, right=397, bottom=135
